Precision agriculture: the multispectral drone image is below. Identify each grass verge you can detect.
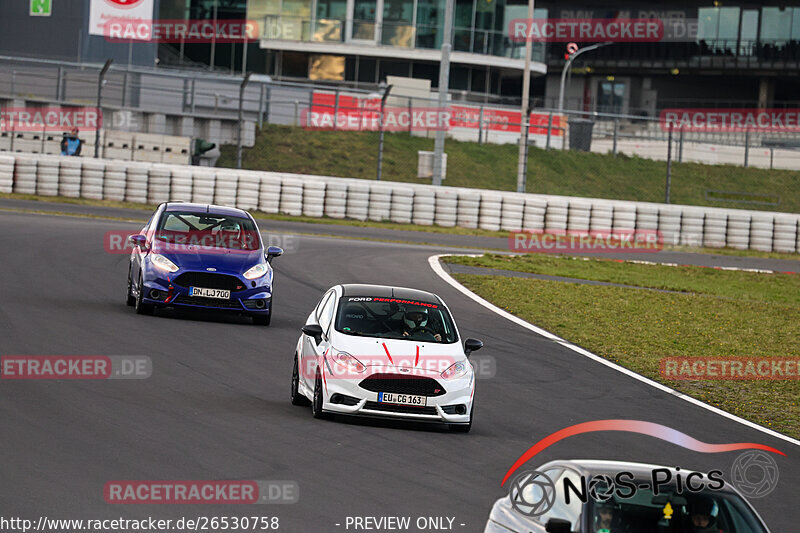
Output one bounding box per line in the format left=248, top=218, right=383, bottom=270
left=445, top=255, right=800, bottom=438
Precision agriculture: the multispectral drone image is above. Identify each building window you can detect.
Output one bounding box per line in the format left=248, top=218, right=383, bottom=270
left=382, top=0, right=414, bottom=46
left=309, top=54, right=345, bottom=80
left=698, top=7, right=740, bottom=54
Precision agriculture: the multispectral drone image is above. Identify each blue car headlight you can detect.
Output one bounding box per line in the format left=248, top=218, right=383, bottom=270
left=243, top=263, right=268, bottom=280
left=151, top=254, right=179, bottom=273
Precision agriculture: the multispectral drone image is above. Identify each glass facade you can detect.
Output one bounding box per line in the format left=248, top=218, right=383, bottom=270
left=248, top=0, right=546, bottom=60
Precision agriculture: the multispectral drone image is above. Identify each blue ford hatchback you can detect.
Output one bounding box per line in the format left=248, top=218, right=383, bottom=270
left=126, top=203, right=282, bottom=325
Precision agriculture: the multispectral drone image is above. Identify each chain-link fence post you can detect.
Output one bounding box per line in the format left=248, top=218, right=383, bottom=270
left=333, top=88, right=340, bottom=130
left=744, top=128, right=750, bottom=168
left=665, top=123, right=673, bottom=203
left=265, top=85, right=271, bottom=124
left=478, top=105, right=484, bottom=144
left=545, top=112, right=553, bottom=151
left=190, top=78, right=196, bottom=114
left=678, top=127, right=684, bottom=163
left=56, top=66, right=63, bottom=100
left=521, top=120, right=530, bottom=192
left=612, top=118, right=619, bottom=157
left=294, top=100, right=299, bottom=126
left=770, top=148, right=774, bottom=170
left=408, top=97, right=413, bottom=135
left=257, top=83, right=265, bottom=129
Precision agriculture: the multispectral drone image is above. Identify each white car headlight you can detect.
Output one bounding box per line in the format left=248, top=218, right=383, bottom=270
left=331, top=351, right=366, bottom=373
left=441, top=361, right=468, bottom=380
left=151, top=253, right=179, bottom=273
left=243, top=263, right=268, bottom=280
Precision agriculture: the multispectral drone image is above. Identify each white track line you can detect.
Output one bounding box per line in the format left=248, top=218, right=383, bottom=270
left=428, top=254, right=800, bottom=448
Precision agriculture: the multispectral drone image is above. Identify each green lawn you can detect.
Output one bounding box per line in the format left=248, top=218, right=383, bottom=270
left=219, top=124, right=800, bottom=213
left=444, top=255, right=800, bottom=438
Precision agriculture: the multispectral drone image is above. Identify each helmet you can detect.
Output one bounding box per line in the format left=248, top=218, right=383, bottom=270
left=404, top=308, right=428, bottom=330
left=687, top=495, right=718, bottom=533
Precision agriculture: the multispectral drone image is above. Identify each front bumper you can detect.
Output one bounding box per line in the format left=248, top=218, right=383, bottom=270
left=319, top=365, right=474, bottom=424
left=141, top=270, right=271, bottom=314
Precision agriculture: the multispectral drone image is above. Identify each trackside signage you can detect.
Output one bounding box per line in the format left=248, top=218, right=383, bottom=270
left=89, top=0, right=154, bottom=38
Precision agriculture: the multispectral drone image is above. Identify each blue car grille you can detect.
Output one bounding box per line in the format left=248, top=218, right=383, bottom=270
left=173, top=272, right=244, bottom=291
left=173, top=295, right=243, bottom=309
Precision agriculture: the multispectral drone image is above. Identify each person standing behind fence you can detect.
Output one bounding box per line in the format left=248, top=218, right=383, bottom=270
left=60, top=127, right=82, bottom=156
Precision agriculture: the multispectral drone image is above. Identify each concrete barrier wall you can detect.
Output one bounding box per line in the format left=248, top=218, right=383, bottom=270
left=4, top=152, right=799, bottom=254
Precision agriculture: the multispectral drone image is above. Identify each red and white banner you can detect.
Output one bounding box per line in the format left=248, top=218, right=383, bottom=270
left=89, top=0, right=154, bottom=39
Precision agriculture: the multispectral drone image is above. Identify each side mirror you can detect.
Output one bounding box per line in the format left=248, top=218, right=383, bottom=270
left=129, top=234, right=148, bottom=250
left=464, top=338, right=483, bottom=357
left=266, top=246, right=284, bottom=263
left=545, top=519, right=573, bottom=533
left=302, top=323, right=323, bottom=345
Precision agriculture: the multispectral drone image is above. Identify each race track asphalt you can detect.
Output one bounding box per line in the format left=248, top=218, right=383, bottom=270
left=0, top=205, right=797, bottom=532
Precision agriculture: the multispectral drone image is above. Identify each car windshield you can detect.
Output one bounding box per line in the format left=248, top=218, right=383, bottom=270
left=588, top=486, right=767, bottom=533
left=334, top=296, right=457, bottom=343
left=154, top=211, right=260, bottom=250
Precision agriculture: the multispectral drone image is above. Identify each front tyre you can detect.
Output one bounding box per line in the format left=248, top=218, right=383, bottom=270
left=134, top=272, right=154, bottom=316
left=126, top=266, right=136, bottom=307
left=291, top=355, right=310, bottom=406
left=311, top=371, right=327, bottom=419
left=449, top=405, right=473, bottom=433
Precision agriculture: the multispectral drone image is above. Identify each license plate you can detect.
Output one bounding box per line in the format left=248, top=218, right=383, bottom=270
left=378, top=392, right=427, bottom=407
left=189, top=287, right=230, bottom=299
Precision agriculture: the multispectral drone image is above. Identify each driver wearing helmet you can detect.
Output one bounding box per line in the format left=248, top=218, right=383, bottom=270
left=686, top=496, right=722, bottom=533
left=593, top=500, right=627, bottom=533
left=401, top=308, right=442, bottom=341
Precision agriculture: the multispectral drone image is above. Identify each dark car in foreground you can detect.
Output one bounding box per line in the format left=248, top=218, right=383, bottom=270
left=485, top=459, right=769, bottom=533
left=126, top=202, right=282, bottom=325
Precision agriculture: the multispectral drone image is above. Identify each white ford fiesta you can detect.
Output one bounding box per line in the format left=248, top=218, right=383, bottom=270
left=291, top=284, right=483, bottom=432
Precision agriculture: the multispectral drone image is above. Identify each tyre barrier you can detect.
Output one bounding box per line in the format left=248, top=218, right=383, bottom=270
left=589, top=201, right=614, bottom=232
left=191, top=168, right=216, bottom=205
left=658, top=206, right=682, bottom=246
left=3, top=152, right=800, bottom=255
left=13, top=155, right=37, bottom=194
left=457, top=189, right=481, bottom=229
left=522, top=197, right=547, bottom=232
left=567, top=200, right=592, bottom=233
left=259, top=175, right=282, bottom=214
left=80, top=159, right=105, bottom=200
left=680, top=208, right=705, bottom=248
left=544, top=199, right=568, bottom=232
left=500, top=194, right=525, bottom=232
left=479, top=191, right=503, bottom=231
left=368, top=184, right=392, bottom=222
left=302, top=179, right=326, bottom=218
left=36, top=155, right=60, bottom=197
left=170, top=167, right=194, bottom=203
left=412, top=186, right=435, bottom=226
left=346, top=180, right=370, bottom=221
left=389, top=186, right=413, bottom=224
left=726, top=211, right=751, bottom=250
left=773, top=214, right=798, bottom=253
left=749, top=213, right=774, bottom=252
left=612, top=203, right=637, bottom=231
left=703, top=210, right=727, bottom=249
left=0, top=155, right=14, bottom=193
left=214, top=170, right=238, bottom=208
left=279, top=176, right=304, bottom=217
left=635, top=204, right=660, bottom=231
left=148, top=165, right=172, bottom=204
